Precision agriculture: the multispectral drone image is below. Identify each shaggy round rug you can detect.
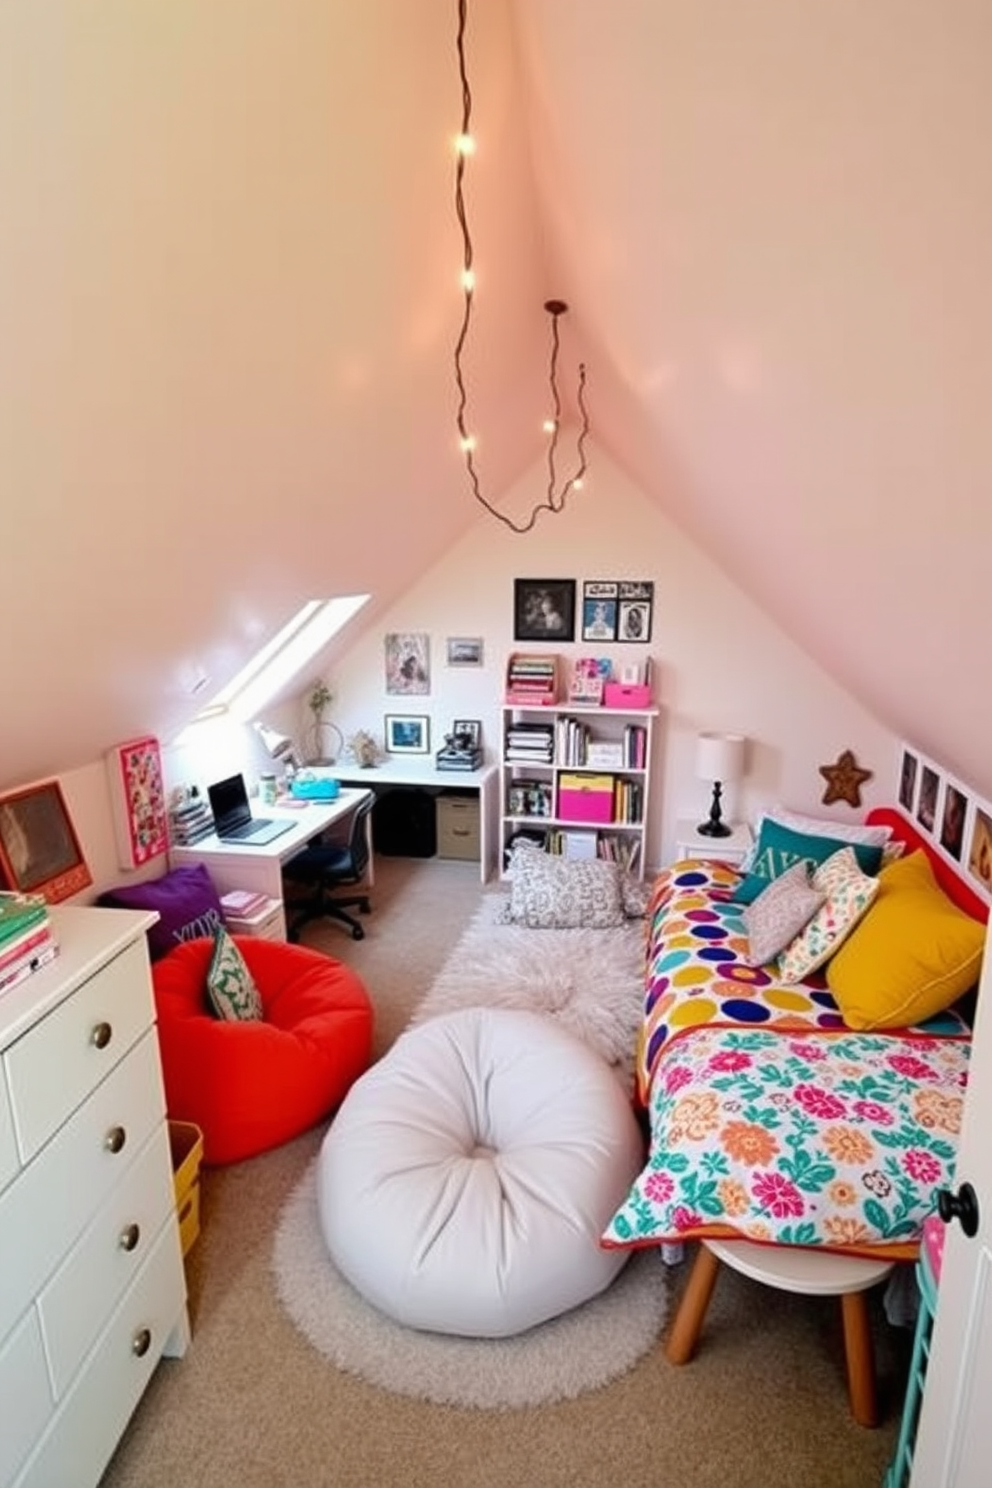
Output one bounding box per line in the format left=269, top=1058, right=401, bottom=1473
left=272, top=1160, right=668, bottom=1410
left=410, top=894, right=646, bottom=1088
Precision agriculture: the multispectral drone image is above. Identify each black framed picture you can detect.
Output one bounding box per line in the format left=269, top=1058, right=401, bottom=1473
left=384, top=714, right=430, bottom=754
left=582, top=581, right=618, bottom=642
left=617, top=581, right=654, bottom=643
left=513, top=579, right=576, bottom=642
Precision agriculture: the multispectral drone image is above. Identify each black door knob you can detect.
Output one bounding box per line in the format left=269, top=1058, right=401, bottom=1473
left=937, top=1181, right=980, bottom=1238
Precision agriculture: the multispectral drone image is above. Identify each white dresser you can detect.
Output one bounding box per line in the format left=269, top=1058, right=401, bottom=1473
left=0, top=906, right=189, bottom=1488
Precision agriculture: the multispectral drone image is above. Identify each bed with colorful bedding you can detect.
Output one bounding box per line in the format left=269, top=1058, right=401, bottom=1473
left=602, top=807, right=988, bottom=1260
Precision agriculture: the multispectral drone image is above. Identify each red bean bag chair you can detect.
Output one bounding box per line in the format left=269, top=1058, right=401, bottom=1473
left=152, top=936, right=374, bottom=1165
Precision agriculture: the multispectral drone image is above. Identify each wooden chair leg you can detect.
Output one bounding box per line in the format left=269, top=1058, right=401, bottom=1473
left=665, top=1244, right=722, bottom=1365
left=840, top=1291, right=879, bottom=1428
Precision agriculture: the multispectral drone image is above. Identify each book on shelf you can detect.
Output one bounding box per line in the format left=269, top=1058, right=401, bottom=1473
left=220, top=889, right=271, bottom=918
left=0, top=891, right=49, bottom=948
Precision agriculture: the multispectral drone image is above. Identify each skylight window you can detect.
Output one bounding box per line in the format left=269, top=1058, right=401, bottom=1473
left=201, top=596, right=369, bottom=724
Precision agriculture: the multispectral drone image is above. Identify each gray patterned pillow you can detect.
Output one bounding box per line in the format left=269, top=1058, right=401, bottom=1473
left=742, top=858, right=826, bottom=967
left=506, top=844, right=625, bottom=929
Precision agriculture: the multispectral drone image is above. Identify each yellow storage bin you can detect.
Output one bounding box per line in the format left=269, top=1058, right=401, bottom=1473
left=169, top=1120, right=204, bottom=1259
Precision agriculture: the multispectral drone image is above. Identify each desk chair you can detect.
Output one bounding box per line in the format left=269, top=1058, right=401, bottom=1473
left=284, top=792, right=374, bottom=942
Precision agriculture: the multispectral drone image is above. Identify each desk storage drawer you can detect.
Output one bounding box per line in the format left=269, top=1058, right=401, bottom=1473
left=0, top=1030, right=165, bottom=1345
left=38, top=1122, right=174, bottom=1397
left=0, top=1308, right=53, bottom=1486
left=436, top=796, right=480, bottom=860
left=4, top=938, right=153, bottom=1163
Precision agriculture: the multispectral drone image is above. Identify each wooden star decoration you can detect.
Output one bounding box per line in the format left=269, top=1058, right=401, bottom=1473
left=819, top=749, right=873, bottom=808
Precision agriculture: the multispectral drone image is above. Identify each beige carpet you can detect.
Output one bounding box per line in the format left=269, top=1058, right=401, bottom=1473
left=100, top=855, right=912, bottom=1488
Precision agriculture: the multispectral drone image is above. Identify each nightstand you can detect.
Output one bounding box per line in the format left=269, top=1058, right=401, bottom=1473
left=674, top=818, right=753, bottom=866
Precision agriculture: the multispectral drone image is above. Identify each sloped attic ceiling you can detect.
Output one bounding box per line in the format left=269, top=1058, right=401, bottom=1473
left=2, top=0, right=991, bottom=799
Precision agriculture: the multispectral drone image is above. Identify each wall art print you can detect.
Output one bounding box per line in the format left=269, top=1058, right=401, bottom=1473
left=617, top=580, right=653, bottom=643
left=0, top=781, right=93, bottom=902
left=896, top=740, right=991, bottom=901
left=513, top=579, right=576, bottom=643
left=106, top=735, right=169, bottom=869
left=385, top=633, right=430, bottom=695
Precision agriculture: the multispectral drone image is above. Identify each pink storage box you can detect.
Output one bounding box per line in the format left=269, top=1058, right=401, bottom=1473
left=558, top=787, right=614, bottom=825
left=603, top=682, right=652, bottom=709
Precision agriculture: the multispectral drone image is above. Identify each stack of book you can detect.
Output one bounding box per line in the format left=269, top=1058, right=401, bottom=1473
left=220, top=889, right=271, bottom=922
left=0, top=891, right=58, bottom=996
left=504, top=722, right=555, bottom=764
left=169, top=795, right=214, bottom=846
left=504, top=653, right=560, bottom=705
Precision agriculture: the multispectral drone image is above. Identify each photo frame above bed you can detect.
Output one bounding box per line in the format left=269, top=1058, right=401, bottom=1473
left=896, top=740, right=991, bottom=902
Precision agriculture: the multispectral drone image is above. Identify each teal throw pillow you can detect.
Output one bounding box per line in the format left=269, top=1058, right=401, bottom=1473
left=733, top=818, right=883, bottom=905
left=205, top=925, right=263, bottom=1021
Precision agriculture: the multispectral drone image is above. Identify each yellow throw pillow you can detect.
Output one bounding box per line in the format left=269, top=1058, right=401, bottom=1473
left=826, top=850, right=985, bottom=1030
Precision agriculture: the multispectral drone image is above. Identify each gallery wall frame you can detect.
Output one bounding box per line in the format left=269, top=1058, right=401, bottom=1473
left=446, top=636, right=484, bottom=667
left=385, top=714, right=430, bottom=754
left=581, top=581, right=618, bottom=642
left=106, top=735, right=169, bottom=869
left=513, top=579, right=576, bottom=643
left=0, top=781, right=93, bottom=903
left=385, top=633, right=430, bottom=695
left=897, top=741, right=991, bottom=900
left=617, top=580, right=654, bottom=643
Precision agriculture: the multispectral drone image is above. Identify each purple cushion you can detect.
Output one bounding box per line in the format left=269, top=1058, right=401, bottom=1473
left=99, top=864, right=223, bottom=961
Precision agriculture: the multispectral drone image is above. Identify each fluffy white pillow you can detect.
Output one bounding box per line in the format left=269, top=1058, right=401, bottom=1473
left=505, top=843, right=625, bottom=929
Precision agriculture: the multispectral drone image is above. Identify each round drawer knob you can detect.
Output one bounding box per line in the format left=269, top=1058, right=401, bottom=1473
left=90, top=1021, right=113, bottom=1050
left=119, top=1222, right=141, bottom=1253
left=131, top=1327, right=152, bottom=1358
left=104, top=1125, right=127, bottom=1155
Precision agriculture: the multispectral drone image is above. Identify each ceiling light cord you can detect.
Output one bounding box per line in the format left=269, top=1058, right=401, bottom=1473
left=453, top=0, right=590, bottom=534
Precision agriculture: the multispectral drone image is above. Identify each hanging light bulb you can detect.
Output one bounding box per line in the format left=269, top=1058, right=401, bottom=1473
left=452, top=0, right=590, bottom=533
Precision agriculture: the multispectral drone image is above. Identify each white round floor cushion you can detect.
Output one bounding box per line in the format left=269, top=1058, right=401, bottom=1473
left=317, top=1006, right=645, bottom=1338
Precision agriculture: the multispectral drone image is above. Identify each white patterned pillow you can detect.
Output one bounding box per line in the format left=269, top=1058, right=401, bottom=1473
left=778, top=846, right=880, bottom=983
left=742, top=859, right=826, bottom=967
left=205, top=925, right=263, bottom=1021
left=505, top=843, right=625, bottom=929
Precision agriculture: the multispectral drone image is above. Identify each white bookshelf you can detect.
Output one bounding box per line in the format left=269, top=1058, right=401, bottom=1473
left=500, top=701, right=658, bottom=878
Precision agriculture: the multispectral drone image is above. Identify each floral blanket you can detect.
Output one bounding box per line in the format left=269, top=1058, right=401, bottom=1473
left=604, top=860, right=970, bottom=1258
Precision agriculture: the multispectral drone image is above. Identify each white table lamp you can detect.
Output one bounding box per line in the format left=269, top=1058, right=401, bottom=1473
left=696, top=732, right=746, bottom=838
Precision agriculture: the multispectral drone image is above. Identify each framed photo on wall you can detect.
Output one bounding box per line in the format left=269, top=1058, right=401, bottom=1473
left=581, top=581, right=618, bottom=642
left=446, top=637, right=484, bottom=667
left=384, top=714, right=430, bottom=754
left=0, top=781, right=93, bottom=903
left=385, top=633, right=430, bottom=695
left=513, top=579, right=576, bottom=642
left=617, top=581, right=654, bottom=643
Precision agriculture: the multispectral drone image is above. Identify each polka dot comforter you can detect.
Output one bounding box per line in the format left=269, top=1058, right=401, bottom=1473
left=602, top=860, right=971, bottom=1258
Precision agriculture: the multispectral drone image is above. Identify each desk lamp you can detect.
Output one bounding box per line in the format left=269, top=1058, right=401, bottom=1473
left=254, top=722, right=301, bottom=781
left=696, top=732, right=746, bottom=837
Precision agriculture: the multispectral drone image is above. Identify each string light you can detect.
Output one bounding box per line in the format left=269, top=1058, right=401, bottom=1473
left=452, top=0, right=590, bottom=533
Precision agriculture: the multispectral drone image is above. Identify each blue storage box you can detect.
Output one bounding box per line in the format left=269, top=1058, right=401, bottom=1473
left=291, top=775, right=341, bottom=801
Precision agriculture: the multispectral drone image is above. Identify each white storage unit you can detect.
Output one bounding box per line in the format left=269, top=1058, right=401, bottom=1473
left=223, top=896, right=287, bottom=942
left=674, top=818, right=753, bottom=867
left=500, top=702, right=658, bottom=879
left=0, top=907, right=189, bottom=1488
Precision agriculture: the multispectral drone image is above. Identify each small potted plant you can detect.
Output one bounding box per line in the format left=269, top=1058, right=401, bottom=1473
left=305, top=680, right=342, bottom=764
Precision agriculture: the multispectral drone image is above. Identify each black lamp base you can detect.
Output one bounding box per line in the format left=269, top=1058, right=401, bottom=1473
left=697, top=781, right=732, bottom=837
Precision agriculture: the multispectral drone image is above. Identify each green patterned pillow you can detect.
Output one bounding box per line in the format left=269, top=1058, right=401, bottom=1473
left=205, top=925, right=263, bottom=1021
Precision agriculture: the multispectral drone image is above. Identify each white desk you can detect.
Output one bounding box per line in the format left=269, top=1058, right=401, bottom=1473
left=168, top=790, right=370, bottom=909
left=330, top=760, right=499, bottom=883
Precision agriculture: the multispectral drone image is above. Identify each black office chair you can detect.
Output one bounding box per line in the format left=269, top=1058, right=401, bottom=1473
left=283, top=792, right=375, bottom=942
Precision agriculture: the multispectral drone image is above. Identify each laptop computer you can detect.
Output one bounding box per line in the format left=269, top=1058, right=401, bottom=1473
left=206, top=773, right=295, bottom=846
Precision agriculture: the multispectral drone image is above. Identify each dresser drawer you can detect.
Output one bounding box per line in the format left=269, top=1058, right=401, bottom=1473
left=38, top=1121, right=175, bottom=1397
left=0, top=1030, right=165, bottom=1345
left=4, top=938, right=154, bottom=1164
left=16, top=1218, right=186, bottom=1488
left=0, top=1308, right=53, bottom=1487
left=0, top=1069, right=18, bottom=1195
